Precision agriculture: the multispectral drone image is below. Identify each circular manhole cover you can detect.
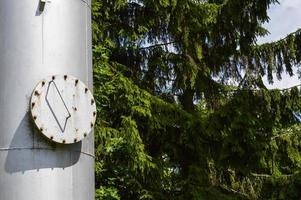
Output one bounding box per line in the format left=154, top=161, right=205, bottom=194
left=30, top=75, right=97, bottom=144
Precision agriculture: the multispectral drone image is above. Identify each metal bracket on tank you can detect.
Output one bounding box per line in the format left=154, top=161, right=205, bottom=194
left=39, top=0, right=51, bottom=12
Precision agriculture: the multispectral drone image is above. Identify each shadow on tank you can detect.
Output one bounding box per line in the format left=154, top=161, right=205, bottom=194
left=4, top=113, right=81, bottom=173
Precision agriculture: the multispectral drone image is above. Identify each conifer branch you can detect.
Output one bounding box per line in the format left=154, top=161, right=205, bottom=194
left=257, top=28, right=301, bottom=47
left=138, top=41, right=178, bottom=50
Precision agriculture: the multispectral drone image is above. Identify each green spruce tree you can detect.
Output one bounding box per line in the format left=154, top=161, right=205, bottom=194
left=92, top=0, right=301, bottom=199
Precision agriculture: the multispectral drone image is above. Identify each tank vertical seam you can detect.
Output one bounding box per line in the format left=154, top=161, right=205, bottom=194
left=42, top=11, right=45, bottom=64
left=71, top=151, right=74, bottom=200
left=86, top=4, right=89, bottom=85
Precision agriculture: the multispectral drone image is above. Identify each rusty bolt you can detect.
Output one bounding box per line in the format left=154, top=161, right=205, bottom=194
left=91, top=123, right=94, bottom=128
left=73, top=107, right=77, bottom=111
left=85, top=88, right=88, bottom=93
left=62, top=140, right=66, bottom=144
left=34, top=91, right=40, bottom=96
left=33, top=116, right=37, bottom=120
left=84, top=133, right=87, bottom=137
left=75, top=79, right=79, bottom=86
left=74, top=138, right=78, bottom=142
left=32, top=102, right=35, bottom=108
left=50, top=136, right=54, bottom=140
left=40, top=127, right=43, bottom=132
left=64, top=75, right=67, bottom=80
left=93, top=111, right=96, bottom=116
left=52, top=76, right=55, bottom=80
left=91, top=99, right=95, bottom=105
left=42, top=81, right=45, bottom=86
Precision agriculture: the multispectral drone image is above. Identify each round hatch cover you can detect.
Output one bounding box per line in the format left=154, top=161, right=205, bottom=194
left=30, top=75, right=97, bottom=144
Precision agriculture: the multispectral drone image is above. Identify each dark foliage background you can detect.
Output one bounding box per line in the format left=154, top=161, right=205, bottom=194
left=92, top=0, right=301, bottom=199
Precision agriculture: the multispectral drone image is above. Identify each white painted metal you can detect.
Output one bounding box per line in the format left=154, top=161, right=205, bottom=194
left=31, top=75, right=96, bottom=144
left=0, top=0, right=94, bottom=200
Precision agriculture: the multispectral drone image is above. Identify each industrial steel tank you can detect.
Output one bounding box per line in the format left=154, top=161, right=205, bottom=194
left=0, top=0, right=94, bottom=199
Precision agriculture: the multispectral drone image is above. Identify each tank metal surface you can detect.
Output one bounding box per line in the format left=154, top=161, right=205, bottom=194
left=0, top=0, right=94, bottom=199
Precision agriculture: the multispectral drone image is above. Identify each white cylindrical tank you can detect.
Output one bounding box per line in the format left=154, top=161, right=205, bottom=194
left=0, top=0, right=94, bottom=199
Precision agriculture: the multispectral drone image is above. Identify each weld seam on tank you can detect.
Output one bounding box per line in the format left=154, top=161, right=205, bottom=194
left=0, top=147, right=95, bottom=158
